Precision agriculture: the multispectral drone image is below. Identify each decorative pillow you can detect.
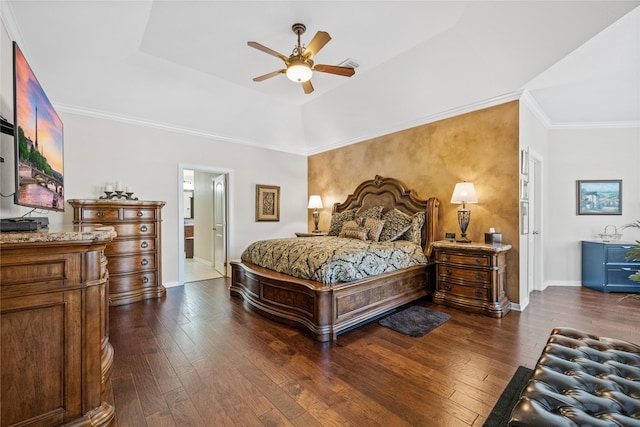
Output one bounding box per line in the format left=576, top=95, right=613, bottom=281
left=339, top=220, right=369, bottom=240
left=327, top=209, right=356, bottom=236
left=402, top=211, right=425, bottom=245
left=363, top=217, right=385, bottom=242
left=355, top=206, right=384, bottom=225
left=379, top=208, right=413, bottom=242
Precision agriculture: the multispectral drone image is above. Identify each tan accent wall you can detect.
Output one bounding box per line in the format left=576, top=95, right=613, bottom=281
left=308, top=101, right=521, bottom=303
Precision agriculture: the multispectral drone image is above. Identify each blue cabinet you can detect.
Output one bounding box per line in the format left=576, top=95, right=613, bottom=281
left=581, top=240, right=640, bottom=293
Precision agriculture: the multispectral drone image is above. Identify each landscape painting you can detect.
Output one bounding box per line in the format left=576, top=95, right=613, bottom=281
left=576, top=180, right=622, bottom=215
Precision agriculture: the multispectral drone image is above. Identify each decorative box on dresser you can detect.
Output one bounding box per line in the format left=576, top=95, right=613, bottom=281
left=581, top=240, right=640, bottom=293
left=68, top=199, right=166, bottom=306
left=0, top=226, right=116, bottom=427
left=432, top=240, right=512, bottom=317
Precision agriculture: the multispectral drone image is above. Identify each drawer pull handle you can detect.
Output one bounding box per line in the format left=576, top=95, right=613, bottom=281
left=141, top=259, right=149, bottom=266
left=476, top=272, right=484, bottom=280
left=141, top=241, right=149, bottom=249
left=443, top=284, right=451, bottom=291
left=97, top=211, right=104, bottom=218
left=475, top=258, right=484, bottom=264
left=475, top=289, right=484, bottom=297
left=142, top=276, right=149, bottom=284
left=445, top=268, right=452, bottom=275
left=140, top=225, right=148, bottom=232
left=137, top=211, right=143, bottom=217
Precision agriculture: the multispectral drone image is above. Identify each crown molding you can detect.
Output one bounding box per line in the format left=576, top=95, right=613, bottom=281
left=1, top=0, right=24, bottom=47
left=54, top=103, right=308, bottom=156
left=520, top=90, right=639, bottom=130
left=306, top=90, right=524, bottom=156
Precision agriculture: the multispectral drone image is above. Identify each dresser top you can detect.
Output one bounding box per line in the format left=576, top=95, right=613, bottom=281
left=582, top=240, right=637, bottom=246
left=432, top=240, right=512, bottom=252
left=0, top=224, right=116, bottom=245
left=68, top=199, right=166, bottom=207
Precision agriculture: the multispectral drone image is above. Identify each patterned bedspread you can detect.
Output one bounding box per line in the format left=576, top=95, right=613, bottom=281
left=240, top=236, right=427, bottom=285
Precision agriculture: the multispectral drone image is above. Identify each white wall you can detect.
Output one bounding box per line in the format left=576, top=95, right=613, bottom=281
left=545, top=127, right=640, bottom=285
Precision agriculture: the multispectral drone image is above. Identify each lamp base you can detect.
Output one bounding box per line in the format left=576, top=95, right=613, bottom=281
left=456, top=236, right=472, bottom=243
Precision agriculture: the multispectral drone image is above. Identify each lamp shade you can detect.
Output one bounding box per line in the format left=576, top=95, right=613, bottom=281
left=308, top=195, right=323, bottom=209
left=286, top=59, right=313, bottom=83
left=450, top=182, right=478, bottom=204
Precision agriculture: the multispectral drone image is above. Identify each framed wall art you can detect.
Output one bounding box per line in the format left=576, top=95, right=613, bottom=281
left=520, top=201, right=529, bottom=235
left=576, top=180, right=622, bottom=215
left=520, top=147, right=529, bottom=176
left=520, top=179, right=529, bottom=201
left=256, top=184, right=280, bottom=221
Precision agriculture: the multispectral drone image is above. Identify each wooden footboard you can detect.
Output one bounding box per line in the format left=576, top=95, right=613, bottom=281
left=230, top=260, right=432, bottom=342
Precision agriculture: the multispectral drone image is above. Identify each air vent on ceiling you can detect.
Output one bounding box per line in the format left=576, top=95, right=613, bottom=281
left=338, top=58, right=360, bottom=69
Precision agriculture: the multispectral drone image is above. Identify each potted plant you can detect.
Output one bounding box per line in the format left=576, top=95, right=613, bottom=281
left=623, top=220, right=640, bottom=282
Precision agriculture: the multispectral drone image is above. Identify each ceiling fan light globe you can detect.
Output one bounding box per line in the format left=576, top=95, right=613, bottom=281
left=286, top=63, right=313, bottom=83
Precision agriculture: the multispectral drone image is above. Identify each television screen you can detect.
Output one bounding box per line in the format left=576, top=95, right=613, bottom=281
left=13, top=42, right=64, bottom=211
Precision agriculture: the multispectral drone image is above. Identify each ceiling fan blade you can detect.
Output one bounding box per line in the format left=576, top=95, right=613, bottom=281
left=247, top=41, right=288, bottom=62
left=304, top=31, right=331, bottom=60
left=252, top=69, right=286, bottom=82
left=302, top=80, right=314, bottom=94
left=314, top=64, right=355, bottom=77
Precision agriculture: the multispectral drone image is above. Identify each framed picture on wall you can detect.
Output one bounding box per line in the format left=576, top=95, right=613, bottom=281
left=576, top=180, right=622, bottom=215
left=520, top=201, right=529, bottom=235
left=256, top=184, right=280, bottom=221
left=520, top=179, right=529, bottom=201
left=520, top=147, right=529, bottom=176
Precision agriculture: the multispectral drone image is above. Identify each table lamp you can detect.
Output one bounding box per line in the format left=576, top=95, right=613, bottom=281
left=308, top=195, right=323, bottom=233
left=450, top=182, right=478, bottom=243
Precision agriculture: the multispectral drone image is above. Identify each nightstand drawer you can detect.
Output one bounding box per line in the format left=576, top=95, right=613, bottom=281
left=437, top=264, right=490, bottom=284
left=439, top=281, right=489, bottom=300
left=437, top=252, right=490, bottom=267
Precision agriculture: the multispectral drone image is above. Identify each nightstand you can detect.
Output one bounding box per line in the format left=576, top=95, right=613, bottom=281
left=432, top=240, right=512, bottom=317
left=295, top=232, right=327, bottom=237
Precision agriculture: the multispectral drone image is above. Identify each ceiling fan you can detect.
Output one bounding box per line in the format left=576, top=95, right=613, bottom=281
left=248, top=23, right=355, bottom=94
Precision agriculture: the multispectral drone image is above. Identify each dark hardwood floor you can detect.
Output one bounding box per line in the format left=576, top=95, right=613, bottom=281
left=106, top=279, right=640, bottom=426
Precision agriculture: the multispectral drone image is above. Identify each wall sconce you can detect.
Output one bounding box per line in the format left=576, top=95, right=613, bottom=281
left=450, top=182, right=478, bottom=243
left=308, top=195, right=323, bottom=233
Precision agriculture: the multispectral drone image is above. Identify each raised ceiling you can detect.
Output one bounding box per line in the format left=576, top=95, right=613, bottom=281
left=2, top=1, right=639, bottom=155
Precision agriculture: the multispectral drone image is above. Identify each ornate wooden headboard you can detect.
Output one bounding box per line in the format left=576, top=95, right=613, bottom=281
left=332, top=175, right=440, bottom=257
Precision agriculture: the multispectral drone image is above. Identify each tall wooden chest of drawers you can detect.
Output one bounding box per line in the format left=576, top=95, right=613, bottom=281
left=432, top=240, right=512, bottom=317
left=69, top=199, right=166, bottom=306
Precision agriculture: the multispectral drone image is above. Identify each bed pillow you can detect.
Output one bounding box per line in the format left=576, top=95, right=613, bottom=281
left=327, top=209, right=356, bottom=236
left=363, top=217, right=385, bottom=242
left=355, top=206, right=384, bottom=224
left=339, top=220, right=369, bottom=240
left=402, top=211, right=425, bottom=245
left=379, top=208, right=413, bottom=242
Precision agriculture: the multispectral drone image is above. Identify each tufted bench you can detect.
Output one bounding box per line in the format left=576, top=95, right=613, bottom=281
left=509, top=327, right=640, bottom=426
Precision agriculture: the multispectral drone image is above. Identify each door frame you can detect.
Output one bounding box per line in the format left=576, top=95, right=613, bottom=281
left=177, top=163, right=233, bottom=286
left=518, top=147, right=544, bottom=310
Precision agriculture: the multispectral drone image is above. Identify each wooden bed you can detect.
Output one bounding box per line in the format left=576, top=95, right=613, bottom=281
left=230, top=175, right=440, bottom=342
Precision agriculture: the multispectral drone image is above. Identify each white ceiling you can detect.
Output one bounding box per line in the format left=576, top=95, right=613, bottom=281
left=2, top=1, right=639, bottom=155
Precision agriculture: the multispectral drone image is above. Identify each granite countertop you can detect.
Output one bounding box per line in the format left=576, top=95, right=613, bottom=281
left=0, top=224, right=117, bottom=244
left=432, top=239, right=512, bottom=252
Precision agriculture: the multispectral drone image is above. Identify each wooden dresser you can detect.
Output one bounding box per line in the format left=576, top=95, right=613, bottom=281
left=68, top=199, right=166, bottom=306
left=0, top=226, right=116, bottom=427
left=432, top=240, right=512, bottom=317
